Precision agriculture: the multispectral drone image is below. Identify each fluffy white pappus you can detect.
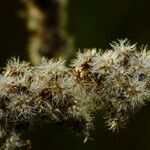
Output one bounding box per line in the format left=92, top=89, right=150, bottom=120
left=33, top=58, right=73, bottom=95
left=72, top=86, right=92, bottom=107
left=32, top=58, right=68, bottom=86
left=140, top=51, right=150, bottom=71
left=37, top=57, right=67, bottom=75
left=68, top=88, right=94, bottom=133
left=110, top=39, right=136, bottom=52
left=6, top=92, right=35, bottom=121
left=92, top=52, right=114, bottom=75
left=70, top=49, right=98, bottom=72
left=3, top=58, right=31, bottom=78
left=1, top=132, right=23, bottom=150
left=92, top=40, right=139, bottom=76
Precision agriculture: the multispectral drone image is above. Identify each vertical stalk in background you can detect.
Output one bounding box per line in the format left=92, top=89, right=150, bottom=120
left=23, top=0, right=73, bottom=65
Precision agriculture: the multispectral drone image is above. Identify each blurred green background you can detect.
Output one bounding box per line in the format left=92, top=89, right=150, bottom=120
left=0, top=0, right=150, bottom=149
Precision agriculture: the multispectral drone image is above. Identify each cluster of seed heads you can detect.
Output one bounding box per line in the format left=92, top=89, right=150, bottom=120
left=0, top=39, right=150, bottom=149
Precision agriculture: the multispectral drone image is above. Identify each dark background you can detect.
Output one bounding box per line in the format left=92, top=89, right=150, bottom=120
left=0, top=0, right=150, bottom=149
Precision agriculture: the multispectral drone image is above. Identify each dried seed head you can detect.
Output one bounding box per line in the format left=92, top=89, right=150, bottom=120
left=1, top=132, right=23, bottom=150
left=4, top=58, right=30, bottom=78
left=0, top=39, right=150, bottom=147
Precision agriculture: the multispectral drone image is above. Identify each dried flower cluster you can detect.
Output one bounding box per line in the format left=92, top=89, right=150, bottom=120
left=23, top=0, right=73, bottom=64
left=0, top=39, right=150, bottom=149
left=72, top=39, right=150, bottom=131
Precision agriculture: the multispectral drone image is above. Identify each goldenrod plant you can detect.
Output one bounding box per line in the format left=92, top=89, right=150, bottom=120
left=0, top=39, right=150, bottom=149
left=23, top=0, right=73, bottom=64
